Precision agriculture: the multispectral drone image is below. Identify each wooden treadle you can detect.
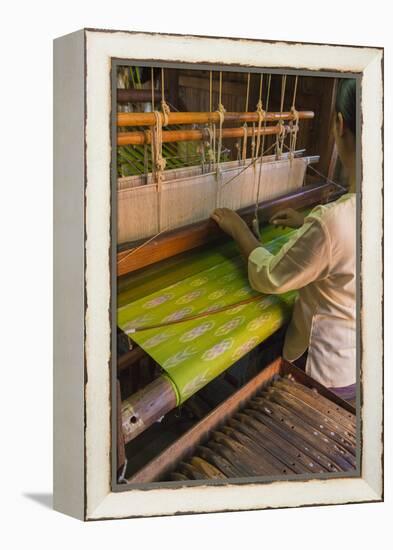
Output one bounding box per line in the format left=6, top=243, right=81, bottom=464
left=126, top=358, right=356, bottom=484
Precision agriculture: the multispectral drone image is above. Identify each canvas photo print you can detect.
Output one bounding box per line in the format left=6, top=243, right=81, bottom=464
left=114, top=63, right=359, bottom=487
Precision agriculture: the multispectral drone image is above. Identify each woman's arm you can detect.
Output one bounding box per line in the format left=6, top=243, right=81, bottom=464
left=211, top=207, right=331, bottom=295
left=210, top=208, right=260, bottom=260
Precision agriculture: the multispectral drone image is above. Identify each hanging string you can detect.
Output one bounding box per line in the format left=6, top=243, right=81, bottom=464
left=222, top=140, right=276, bottom=189
left=279, top=141, right=348, bottom=196
left=289, top=75, right=299, bottom=160
left=160, top=68, right=170, bottom=126
left=117, top=226, right=170, bottom=265
left=152, top=111, right=165, bottom=230
left=215, top=71, right=226, bottom=172
left=242, top=73, right=251, bottom=162
left=255, top=74, right=265, bottom=161
left=252, top=73, right=272, bottom=237
left=149, top=69, right=171, bottom=230
left=235, top=140, right=241, bottom=163
left=251, top=122, right=256, bottom=162
left=275, top=74, right=287, bottom=159
left=206, top=70, right=215, bottom=169
left=241, top=124, right=248, bottom=161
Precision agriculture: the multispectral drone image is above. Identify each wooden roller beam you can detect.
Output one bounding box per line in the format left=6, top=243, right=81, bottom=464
left=117, top=181, right=336, bottom=277
left=117, top=123, right=289, bottom=146
left=117, top=110, right=314, bottom=127
left=117, top=88, right=162, bottom=104
left=121, top=376, right=177, bottom=444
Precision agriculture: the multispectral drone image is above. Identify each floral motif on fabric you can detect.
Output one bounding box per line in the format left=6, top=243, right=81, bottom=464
left=162, top=346, right=199, bottom=369
left=143, top=331, right=174, bottom=349
left=189, top=277, right=209, bottom=287
left=164, top=307, right=193, bottom=322
left=207, top=289, right=227, bottom=300
left=215, top=317, right=245, bottom=336
left=142, top=293, right=174, bottom=309
left=247, top=314, right=270, bottom=331
left=202, top=338, right=234, bottom=361
left=179, top=321, right=215, bottom=342
left=175, top=290, right=204, bottom=305
left=231, top=337, right=259, bottom=361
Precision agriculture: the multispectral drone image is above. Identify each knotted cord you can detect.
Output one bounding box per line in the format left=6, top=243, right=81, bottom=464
left=251, top=122, right=256, bottom=162
left=242, top=73, right=251, bottom=161
left=275, top=74, right=287, bottom=159
left=253, top=73, right=272, bottom=237
left=215, top=71, right=226, bottom=173
left=206, top=70, right=215, bottom=169
left=289, top=76, right=299, bottom=160
left=150, top=68, right=171, bottom=230
left=160, top=68, right=171, bottom=127
left=255, top=74, right=265, bottom=161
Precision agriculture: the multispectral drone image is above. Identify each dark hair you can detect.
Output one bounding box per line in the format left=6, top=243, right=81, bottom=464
left=335, top=79, right=356, bottom=135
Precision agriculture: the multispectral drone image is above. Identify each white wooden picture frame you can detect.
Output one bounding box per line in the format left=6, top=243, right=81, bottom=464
left=53, top=29, right=383, bottom=520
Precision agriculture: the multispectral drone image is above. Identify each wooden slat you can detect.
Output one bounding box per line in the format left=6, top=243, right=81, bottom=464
left=117, top=88, right=162, bottom=104
left=117, top=123, right=288, bottom=146
left=126, top=359, right=356, bottom=483
left=127, top=358, right=283, bottom=483
left=117, top=110, right=315, bottom=127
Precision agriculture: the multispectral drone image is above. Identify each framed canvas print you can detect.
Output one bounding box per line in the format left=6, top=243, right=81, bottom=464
left=53, top=29, right=383, bottom=520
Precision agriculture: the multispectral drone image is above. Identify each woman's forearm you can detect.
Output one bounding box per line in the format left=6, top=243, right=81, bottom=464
left=231, top=223, right=261, bottom=261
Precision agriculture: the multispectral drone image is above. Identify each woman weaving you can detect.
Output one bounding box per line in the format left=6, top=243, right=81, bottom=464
left=212, top=79, right=356, bottom=401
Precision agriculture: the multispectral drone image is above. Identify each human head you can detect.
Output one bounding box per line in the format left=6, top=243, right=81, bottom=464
left=333, top=79, right=356, bottom=168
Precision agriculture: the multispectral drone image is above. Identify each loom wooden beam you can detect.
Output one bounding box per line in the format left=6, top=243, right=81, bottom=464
left=121, top=376, right=177, bottom=444
left=117, top=88, right=163, bottom=104
left=117, top=110, right=314, bottom=128
left=117, top=123, right=290, bottom=146
left=117, top=181, right=335, bottom=276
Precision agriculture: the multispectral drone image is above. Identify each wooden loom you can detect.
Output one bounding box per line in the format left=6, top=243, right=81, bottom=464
left=116, top=70, right=351, bottom=484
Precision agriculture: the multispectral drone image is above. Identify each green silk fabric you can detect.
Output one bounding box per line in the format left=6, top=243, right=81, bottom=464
left=118, top=225, right=297, bottom=405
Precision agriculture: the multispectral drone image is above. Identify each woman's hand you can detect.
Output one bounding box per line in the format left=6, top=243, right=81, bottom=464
left=211, top=207, right=260, bottom=260
left=211, top=208, right=247, bottom=238
left=269, top=208, right=304, bottom=229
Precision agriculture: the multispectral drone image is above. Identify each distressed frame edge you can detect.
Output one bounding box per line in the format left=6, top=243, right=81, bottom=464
left=82, top=30, right=383, bottom=520
left=53, top=29, right=86, bottom=520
